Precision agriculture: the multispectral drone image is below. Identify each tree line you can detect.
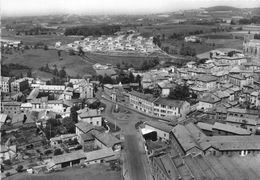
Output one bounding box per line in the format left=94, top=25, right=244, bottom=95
left=64, top=25, right=121, bottom=37
left=39, top=64, right=67, bottom=79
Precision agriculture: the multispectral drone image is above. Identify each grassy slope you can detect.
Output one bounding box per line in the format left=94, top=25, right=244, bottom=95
left=2, top=49, right=95, bottom=77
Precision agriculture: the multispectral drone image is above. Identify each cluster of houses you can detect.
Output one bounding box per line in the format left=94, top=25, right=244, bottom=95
left=58, top=33, right=160, bottom=54
left=139, top=114, right=260, bottom=180
left=1, top=74, right=123, bottom=173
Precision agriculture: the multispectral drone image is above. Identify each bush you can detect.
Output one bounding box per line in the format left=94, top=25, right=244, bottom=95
left=3, top=159, right=12, bottom=166
left=5, top=172, right=11, bottom=177
left=16, top=165, right=23, bottom=172
left=44, top=149, right=53, bottom=156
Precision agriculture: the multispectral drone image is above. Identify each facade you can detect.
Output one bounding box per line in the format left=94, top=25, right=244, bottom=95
left=78, top=79, right=94, bottom=99
left=243, top=39, right=260, bottom=60
left=1, top=76, right=11, bottom=93
left=197, top=93, right=221, bottom=110
left=129, top=91, right=156, bottom=115
left=153, top=97, right=190, bottom=118
left=225, top=108, right=260, bottom=133
left=142, top=121, right=173, bottom=141
left=1, top=101, right=21, bottom=117
left=31, top=84, right=65, bottom=93
left=11, top=78, right=29, bottom=92
left=228, top=74, right=254, bottom=88
left=195, top=75, right=217, bottom=90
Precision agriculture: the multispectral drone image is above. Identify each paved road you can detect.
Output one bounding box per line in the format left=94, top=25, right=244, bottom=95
left=125, top=134, right=147, bottom=180
left=100, top=95, right=153, bottom=180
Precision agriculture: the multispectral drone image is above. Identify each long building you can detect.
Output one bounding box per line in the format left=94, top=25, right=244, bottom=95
left=129, top=91, right=190, bottom=119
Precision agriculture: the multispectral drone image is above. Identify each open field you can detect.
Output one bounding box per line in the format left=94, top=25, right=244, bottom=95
left=122, top=24, right=218, bottom=37
left=1, top=28, right=82, bottom=46
left=2, top=49, right=95, bottom=77
left=85, top=52, right=161, bottom=68
left=5, top=164, right=120, bottom=180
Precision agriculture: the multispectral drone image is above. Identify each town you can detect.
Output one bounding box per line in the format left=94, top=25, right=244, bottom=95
left=1, top=2, right=260, bottom=180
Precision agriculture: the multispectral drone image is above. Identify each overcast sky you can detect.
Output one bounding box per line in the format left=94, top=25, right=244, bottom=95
left=1, top=0, right=259, bottom=16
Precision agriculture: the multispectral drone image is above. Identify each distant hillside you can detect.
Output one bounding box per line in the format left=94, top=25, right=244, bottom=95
left=252, top=7, right=260, bottom=15
left=206, top=6, right=239, bottom=12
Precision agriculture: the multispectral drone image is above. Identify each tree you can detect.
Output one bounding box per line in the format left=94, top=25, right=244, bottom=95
left=153, top=86, right=161, bottom=98
left=53, top=66, right=59, bottom=76
left=59, top=67, right=67, bottom=79
left=129, top=72, right=135, bottom=83
left=62, top=117, right=75, bottom=133
left=16, top=165, right=23, bottom=172
left=70, top=105, right=80, bottom=123
left=116, top=63, right=121, bottom=69
left=44, top=45, right=48, bottom=50
left=69, top=49, right=75, bottom=56
left=54, top=148, right=63, bottom=156
left=57, top=50, right=61, bottom=57
left=168, top=84, right=190, bottom=100
left=78, top=46, right=85, bottom=56
left=27, top=69, right=32, bottom=77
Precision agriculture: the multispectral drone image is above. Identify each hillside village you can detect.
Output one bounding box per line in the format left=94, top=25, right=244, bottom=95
left=1, top=5, right=260, bottom=180
left=56, top=31, right=162, bottom=55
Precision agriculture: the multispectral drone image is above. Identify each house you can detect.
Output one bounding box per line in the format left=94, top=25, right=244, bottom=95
left=47, top=150, right=87, bottom=170
left=195, top=75, right=217, bottom=90
left=84, top=147, right=118, bottom=165
left=225, top=108, right=260, bottom=133
left=26, top=88, right=40, bottom=102
left=75, top=122, right=96, bottom=136
left=0, top=145, right=17, bottom=162
left=142, top=121, right=173, bottom=141
left=77, top=108, right=102, bottom=126
left=228, top=74, right=254, bottom=88
left=250, top=91, right=260, bottom=107
left=78, top=79, right=94, bottom=99
left=1, top=101, right=21, bottom=117
left=1, top=76, right=11, bottom=93
left=50, top=134, right=77, bottom=147
left=31, top=84, right=65, bottom=93
left=153, top=98, right=190, bottom=118
left=243, top=39, right=260, bottom=60
left=129, top=91, right=156, bottom=115
left=11, top=78, right=29, bottom=92
left=48, top=100, right=64, bottom=113
left=94, top=132, right=121, bottom=151
left=197, top=93, right=221, bottom=110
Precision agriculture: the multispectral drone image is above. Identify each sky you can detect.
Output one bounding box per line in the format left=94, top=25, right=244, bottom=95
left=1, top=0, right=260, bottom=16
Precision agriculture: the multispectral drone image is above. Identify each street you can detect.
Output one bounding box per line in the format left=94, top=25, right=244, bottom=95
left=100, top=94, right=153, bottom=180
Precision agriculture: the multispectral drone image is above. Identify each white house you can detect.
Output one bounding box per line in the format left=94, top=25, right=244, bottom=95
left=77, top=108, right=102, bottom=126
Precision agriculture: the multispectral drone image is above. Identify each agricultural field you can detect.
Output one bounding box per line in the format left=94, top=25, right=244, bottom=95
left=2, top=49, right=95, bottom=77
left=5, top=164, right=121, bottom=180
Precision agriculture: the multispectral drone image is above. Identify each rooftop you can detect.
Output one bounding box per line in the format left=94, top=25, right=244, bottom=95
left=145, top=121, right=173, bottom=133
left=154, top=97, right=187, bottom=108
left=129, top=90, right=157, bottom=102
left=213, top=122, right=251, bottom=135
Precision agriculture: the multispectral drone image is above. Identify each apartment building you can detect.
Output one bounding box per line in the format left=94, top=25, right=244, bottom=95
left=1, top=76, right=11, bottom=93
left=153, top=97, right=190, bottom=118
left=129, top=91, right=156, bottom=114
